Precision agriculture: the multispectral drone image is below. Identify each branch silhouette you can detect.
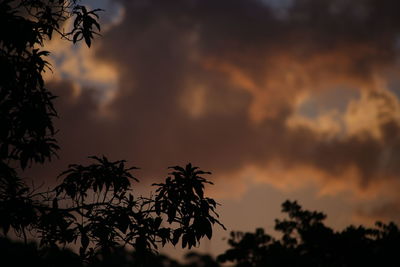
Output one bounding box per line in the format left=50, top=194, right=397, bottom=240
left=218, top=200, right=400, bottom=267
left=0, top=1, right=225, bottom=266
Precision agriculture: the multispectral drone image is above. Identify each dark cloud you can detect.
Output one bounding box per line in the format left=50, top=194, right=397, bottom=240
left=357, top=199, right=400, bottom=223
left=31, top=0, right=400, bottom=220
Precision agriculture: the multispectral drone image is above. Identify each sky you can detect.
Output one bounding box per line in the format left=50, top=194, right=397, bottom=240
left=31, top=0, right=400, bottom=259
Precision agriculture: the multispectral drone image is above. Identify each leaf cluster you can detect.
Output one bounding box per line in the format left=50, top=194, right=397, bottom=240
left=69, top=5, right=103, bottom=47
left=0, top=0, right=102, bottom=170
left=0, top=1, right=226, bottom=264
left=218, top=200, right=400, bottom=267
left=0, top=156, right=225, bottom=262
left=153, top=164, right=226, bottom=249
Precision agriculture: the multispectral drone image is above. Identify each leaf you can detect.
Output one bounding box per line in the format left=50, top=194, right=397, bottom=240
left=84, top=34, right=91, bottom=47
left=172, top=229, right=183, bottom=246
left=154, top=217, right=162, bottom=229
left=81, top=233, right=89, bottom=251
left=182, top=233, right=188, bottom=248
left=73, top=31, right=82, bottom=43
left=194, top=183, right=204, bottom=199
left=92, top=20, right=100, bottom=31
left=117, top=214, right=130, bottom=234
left=168, top=166, right=185, bottom=173
left=167, top=207, right=176, bottom=223
left=155, top=201, right=161, bottom=215
left=205, top=220, right=212, bottom=239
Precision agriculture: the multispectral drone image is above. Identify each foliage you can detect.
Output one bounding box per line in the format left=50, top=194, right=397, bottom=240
left=153, top=164, right=226, bottom=249
left=218, top=200, right=400, bottom=267
left=0, top=237, right=222, bottom=267
left=4, top=199, right=400, bottom=267
left=0, top=237, right=83, bottom=267
left=0, top=0, right=102, bottom=170
left=0, top=156, right=225, bottom=261
left=0, top=0, right=225, bottom=264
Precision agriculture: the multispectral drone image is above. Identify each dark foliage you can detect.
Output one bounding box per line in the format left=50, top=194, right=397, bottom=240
left=0, top=237, right=221, bottom=267
left=218, top=200, right=400, bottom=267
left=0, top=0, right=102, bottom=170
left=0, top=156, right=224, bottom=262
left=0, top=237, right=83, bottom=267
left=0, top=1, right=225, bottom=265
left=4, top=199, right=400, bottom=267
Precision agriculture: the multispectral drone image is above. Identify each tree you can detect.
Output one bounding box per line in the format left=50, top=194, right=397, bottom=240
left=218, top=200, right=400, bottom=267
left=0, top=0, right=225, bottom=264
left=0, top=236, right=221, bottom=267
left=0, top=0, right=102, bottom=171
left=1, top=156, right=224, bottom=262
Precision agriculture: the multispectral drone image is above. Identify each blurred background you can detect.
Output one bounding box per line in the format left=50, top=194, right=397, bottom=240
left=29, top=0, right=400, bottom=259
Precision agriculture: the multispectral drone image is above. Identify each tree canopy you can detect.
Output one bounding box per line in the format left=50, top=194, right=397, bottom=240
left=0, top=0, right=225, bottom=265
left=2, top=200, right=400, bottom=266
left=218, top=200, right=400, bottom=267
left=0, top=0, right=102, bottom=171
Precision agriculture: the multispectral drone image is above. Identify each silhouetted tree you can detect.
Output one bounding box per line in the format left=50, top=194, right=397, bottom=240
left=218, top=200, right=400, bottom=267
left=0, top=237, right=83, bottom=267
left=0, top=0, right=103, bottom=243
left=0, top=1, right=225, bottom=265
left=0, top=0, right=98, bottom=248
left=0, top=0, right=102, bottom=171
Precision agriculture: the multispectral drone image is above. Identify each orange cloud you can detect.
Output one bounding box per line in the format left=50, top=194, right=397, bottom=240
left=34, top=0, right=400, bottom=225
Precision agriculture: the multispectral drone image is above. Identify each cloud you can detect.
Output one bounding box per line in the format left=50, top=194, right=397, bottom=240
left=33, top=0, right=400, bottom=222
left=43, top=5, right=122, bottom=105
left=356, top=199, right=400, bottom=224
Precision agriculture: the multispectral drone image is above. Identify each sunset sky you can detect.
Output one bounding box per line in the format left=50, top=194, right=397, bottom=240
left=30, top=0, right=400, bottom=258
